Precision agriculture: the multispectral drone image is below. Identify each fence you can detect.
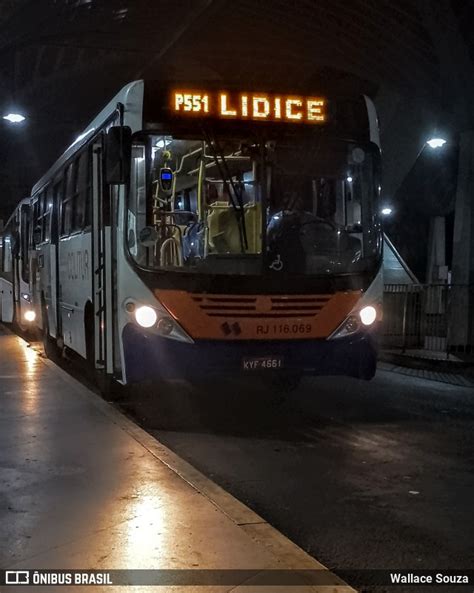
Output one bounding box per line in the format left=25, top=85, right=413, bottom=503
left=382, top=284, right=474, bottom=357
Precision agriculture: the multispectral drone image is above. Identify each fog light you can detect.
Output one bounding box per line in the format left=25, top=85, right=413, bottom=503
left=328, top=314, right=360, bottom=339
left=344, top=315, right=360, bottom=332
left=359, top=305, right=377, bottom=326
left=24, top=310, right=36, bottom=322
left=157, top=317, right=174, bottom=336
left=135, top=306, right=157, bottom=328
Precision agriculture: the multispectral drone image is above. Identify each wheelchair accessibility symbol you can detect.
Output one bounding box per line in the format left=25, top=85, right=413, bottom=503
left=269, top=254, right=283, bottom=271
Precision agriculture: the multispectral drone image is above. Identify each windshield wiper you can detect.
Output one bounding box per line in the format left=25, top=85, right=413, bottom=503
left=202, top=128, right=248, bottom=253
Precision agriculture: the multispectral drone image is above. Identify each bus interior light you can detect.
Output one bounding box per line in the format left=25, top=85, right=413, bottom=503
left=135, top=306, right=158, bottom=328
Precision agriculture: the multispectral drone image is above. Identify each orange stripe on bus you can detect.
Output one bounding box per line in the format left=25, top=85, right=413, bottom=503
left=155, top=290, right=361, bottom=340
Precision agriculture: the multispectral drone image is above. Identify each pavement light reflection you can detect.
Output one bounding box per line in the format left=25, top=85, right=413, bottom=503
left=20, top=342, right=40, bottom=414
left=123, top=493, right=167, bottom=565
left=21, top=342, right=38, bottom=375
left=344, top=424, right=404, bottom=462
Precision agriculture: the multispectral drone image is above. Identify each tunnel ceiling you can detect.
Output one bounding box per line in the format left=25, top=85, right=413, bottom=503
left=0, top=0, right=470, bottom=218
left=0, top=0, right=442, bottom=116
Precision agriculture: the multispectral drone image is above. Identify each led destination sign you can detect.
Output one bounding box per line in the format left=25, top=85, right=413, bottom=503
left=172, top=91, right=326, bottom=124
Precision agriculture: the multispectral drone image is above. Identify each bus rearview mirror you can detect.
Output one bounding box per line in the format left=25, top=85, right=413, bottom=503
left=105, top=126, right=132, bottom=184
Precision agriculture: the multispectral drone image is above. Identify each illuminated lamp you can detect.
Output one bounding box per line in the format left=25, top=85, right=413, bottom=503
left=426, top=138, right=446, bottom=149
left=24, top=310, right=36, bottom=322
left=359, top=306, right=377, bottom=326
left=3, top=113, right=26, bottom=123
left=135, top=306, right=157, bottom=328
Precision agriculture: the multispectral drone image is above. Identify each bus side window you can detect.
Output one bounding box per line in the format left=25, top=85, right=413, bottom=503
left=85, top=147, right=92, bottom=228
left=34, top=191, right=52, bottom=244
left=32, top=197, right=42, bottom=245
left=32, top=201, right=37, bottom=244
left=43, top=187, right=53, bottom=242
left=130, top=144, right=147, bottom=231
left=41, top=195, right=47, bottom=242
left=3, top=234, right=12, bottom=273
left=62, top=162, right=75, bottom=236
left=75, top=150, right=90, bottom=230
left=20, top=205, right=30, bottom=283
left=52, top=179, right=63, bottom=242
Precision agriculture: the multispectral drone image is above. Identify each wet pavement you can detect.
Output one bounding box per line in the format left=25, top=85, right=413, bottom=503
left=4, top=324, right=474, bottom=592
left=146, top=368, right=474, bottom=592
left=0, top=328, right=354, bottom=593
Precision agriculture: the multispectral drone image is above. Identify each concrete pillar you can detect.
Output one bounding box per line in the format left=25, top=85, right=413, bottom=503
left=426, top=216, right=447, bottom=284
left=450, top=131, right=474, bottom=349
left=419, top=0, right=474, bottom=351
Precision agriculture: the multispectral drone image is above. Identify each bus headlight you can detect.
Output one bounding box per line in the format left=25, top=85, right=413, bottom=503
left=135, top=306, right=157, bottom=328
left=359, top=305, right=377, bottom=326
left=24, top=310, right=36, bottom=323
left=127, top=300, right=194, bottom=343
left=328, top=306, right=378, bottom=340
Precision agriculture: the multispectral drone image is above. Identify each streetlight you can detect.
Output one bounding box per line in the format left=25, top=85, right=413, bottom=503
left=381, top=207, right=393, bottom=216
left=426, top=137, right=447, bottom=149
left=412, top=135, right=448, bottom=162
left=2, top=112, right=26, bottom=124
left=2, top=111, right=78, bottom=131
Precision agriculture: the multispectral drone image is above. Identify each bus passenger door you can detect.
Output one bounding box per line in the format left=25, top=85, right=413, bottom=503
left=0, top=279, right=14, bottom=323
left=91, top=139, right=115, bottom=376
left=45, top=185, right=60, bottom=339
left=0, top=233, right=14, bottom=323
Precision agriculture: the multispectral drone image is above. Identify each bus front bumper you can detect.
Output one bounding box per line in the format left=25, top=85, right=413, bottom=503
left=122, top=324, right=378, bottom=383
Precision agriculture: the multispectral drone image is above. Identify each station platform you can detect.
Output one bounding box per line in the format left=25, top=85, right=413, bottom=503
left=0, top=325, right=354, bottom=593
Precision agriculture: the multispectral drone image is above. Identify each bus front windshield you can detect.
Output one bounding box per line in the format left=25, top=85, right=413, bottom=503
left=127, top=131, right=381, bottom=276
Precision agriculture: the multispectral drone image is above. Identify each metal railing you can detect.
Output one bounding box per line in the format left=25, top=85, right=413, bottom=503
left=382, top=284, right=474, bottom=357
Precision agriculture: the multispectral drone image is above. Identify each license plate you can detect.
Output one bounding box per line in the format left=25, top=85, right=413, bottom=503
left=242, top=356, right=284, bottom=371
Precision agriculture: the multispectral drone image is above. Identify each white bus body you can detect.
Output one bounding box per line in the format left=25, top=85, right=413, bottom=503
left=6, top=81, right=383, bottom=387
left=30, top=81, right=146, bottom=381
left=0, top=199, right=35, bottom=330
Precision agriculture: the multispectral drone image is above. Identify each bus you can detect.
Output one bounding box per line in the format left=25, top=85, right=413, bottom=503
left=6, top=80, right=384, bottom=391
left=0, top=199, right=36, bottom=331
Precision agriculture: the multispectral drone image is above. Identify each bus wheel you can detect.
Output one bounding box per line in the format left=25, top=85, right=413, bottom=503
left=42, top=306, right=59, bottom=360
